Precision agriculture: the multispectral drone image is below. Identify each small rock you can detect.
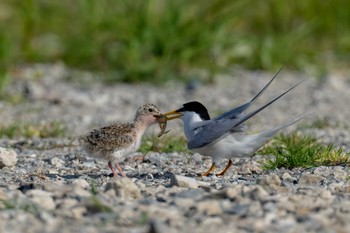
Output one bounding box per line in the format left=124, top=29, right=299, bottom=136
left=58, top=198, right=78, bottom=210
left=71, top=179, right=90, bottom=189
left=105, top=177, right=141, bottom=200
left=71, top=187, right=91, bottom=198
left=173, top=198, right=196, bottom=209
left=226, top=186, right=241, bottom=199
left=259, top=174, right=281, bottom=186
left=197, top=200, right=222, bottom=216
left=320, top=190, right=333, bottom=200
left=238, top=165, right=252, bottom=175
left=343, top=186, right=350, bottom=193
left=201, top=216, right=224, bottom=225
left=71, top=206, right=87, bottom=219
left=47, top=169, right=59, bottom=175
left=333, top=167, right=348, bottom=181
left=26, top=189, right=56, bottom=211
left=243, top=185, right=269, bottom=200
left=239, top=163, right=262, bottom=175
left=0, top=147, right=18, bottom=168
left=281, top=172, right=293, bottom=181
left=50, top=157, right=65, bottom=168
left=313, top=166, right=333, bottom=177
left=329, top=182, right=343, bottom=193
left=170, top=174, right=198, bottom=189
left=299, top=173, right=325, bottom=185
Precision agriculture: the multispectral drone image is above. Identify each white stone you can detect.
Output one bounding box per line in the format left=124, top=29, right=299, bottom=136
left=0, top=147, right=18, bottom=168
left=197, top=200, right=222, bottom=216
left=50, top=157, right=65, bottom=168
left=299, top=173, right=325, bottom=185
left=105, top=177, right=141, bottom=200
left=71, top=179, right=90, bottom=189
left=281, top=172, right=293, bottom=181
left=27, top=189, right=56, bottom=211
left=170, top=174, right=199, bottom=189
left=259, top=174, right=281, bottom=186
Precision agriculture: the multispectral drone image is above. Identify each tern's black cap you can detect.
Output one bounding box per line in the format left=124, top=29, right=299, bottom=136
left=176, top=101, right=210, bottom=120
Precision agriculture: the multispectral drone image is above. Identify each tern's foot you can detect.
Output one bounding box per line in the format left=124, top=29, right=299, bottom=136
left=197, top=172, right=211, bottom=177
left=215, top=160, right=233, bottom=176
left=198, top=163, right=217, bottom=177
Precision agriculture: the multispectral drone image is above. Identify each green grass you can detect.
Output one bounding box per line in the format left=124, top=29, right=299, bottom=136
left=1, top=0, right=350, bottom=91
left=139, top=134, right=190, bottom=153
left=260, top=132, right=350, bottom=169
left=0, top=121, right=66, bottom=138
left=87, top=196, right=113, bottom=214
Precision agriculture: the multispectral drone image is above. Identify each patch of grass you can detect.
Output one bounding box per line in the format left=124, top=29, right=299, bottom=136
left=0, top=121, right=66, bottom=138
left=139, top=134, right=190, bottom=153
left=0, top=0, right=350, bottom=89
left=260, top=132, right=350, bottom=169
left=87, top=196, right=113, bottom=214
left=137, top=211, right=149, bottom=225
left=0, top=199, right=16, bottom=209
left=89, top=181, right=99, bottom=196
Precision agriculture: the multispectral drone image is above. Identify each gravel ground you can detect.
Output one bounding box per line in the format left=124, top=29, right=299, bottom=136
left=1, top=63, right=350, bottom=233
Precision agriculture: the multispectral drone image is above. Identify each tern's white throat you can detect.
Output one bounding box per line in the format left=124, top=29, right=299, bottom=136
left=181, top=111, right=205, bottom=140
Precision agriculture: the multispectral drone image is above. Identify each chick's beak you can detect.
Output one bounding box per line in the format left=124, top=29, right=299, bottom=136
left=163, top=110, right=183, bottom=121
left=153, top=113, right=162, bottom=118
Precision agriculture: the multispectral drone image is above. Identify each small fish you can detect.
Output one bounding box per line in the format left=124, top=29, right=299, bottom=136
left=158, top=114, right=170, bottom=137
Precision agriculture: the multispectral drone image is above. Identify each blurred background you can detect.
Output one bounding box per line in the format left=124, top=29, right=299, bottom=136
left=0, top=0, right=349, bottom=91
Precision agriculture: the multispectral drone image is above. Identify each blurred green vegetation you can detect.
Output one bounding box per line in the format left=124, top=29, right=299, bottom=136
left=0, top=0, right=349, bottom=85
left=0, top=121, right=66, bottom=138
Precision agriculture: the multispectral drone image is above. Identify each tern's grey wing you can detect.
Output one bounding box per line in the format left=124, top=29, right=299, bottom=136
left=188, top=118, right=243, bottom=149
left=188, top=79, right=303, bottom=149
left=213, top=65, right=284, bottom=121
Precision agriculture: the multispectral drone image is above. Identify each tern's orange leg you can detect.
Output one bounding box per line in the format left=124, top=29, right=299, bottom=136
left=199, top=163, right=216, bottom=177
left=216, top=160, right=233, bottom=176
left=108, top=161, right=119, bottom=177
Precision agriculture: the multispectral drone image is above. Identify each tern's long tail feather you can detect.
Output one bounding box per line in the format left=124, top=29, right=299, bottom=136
left=214, top=65, right=285, bottom=121
left=248, top=113, right=311, bottom=152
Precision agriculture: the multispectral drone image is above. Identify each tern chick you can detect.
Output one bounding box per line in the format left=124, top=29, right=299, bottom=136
left=164, top=71, right=308, bottom=176
left=81, top=104, right=162, bottom=177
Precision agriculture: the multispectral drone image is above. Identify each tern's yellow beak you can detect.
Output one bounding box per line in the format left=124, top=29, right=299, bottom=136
left=163, top=110, right=183, bottom=121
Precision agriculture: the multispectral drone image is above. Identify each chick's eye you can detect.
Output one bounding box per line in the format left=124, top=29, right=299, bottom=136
left=148, top=108, right=153, bottom=112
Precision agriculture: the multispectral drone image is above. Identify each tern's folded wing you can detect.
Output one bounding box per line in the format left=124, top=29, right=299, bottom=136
left=188, top=79, right=302, bottom=149
left=187, top=118, right=243, bottom=149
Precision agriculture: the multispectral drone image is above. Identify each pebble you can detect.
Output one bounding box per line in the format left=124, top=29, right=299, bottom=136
left=26, top=189, right=56, bottom=211
left=259, top=174, right=282, bottom=186
left=170, top=174, right=199, bottom=189
left=281, top=172, right=293, bottom=181
left=196, top=200, right=223, bottom=216
left=298, top=173, right=326, bottom=185
left=50, top=157, right=65, bottom=168
left=71, top=179, right=90, bottom=189
left=105, top=177, right=141, bottom=200
left=0, top=147, right=18, bottom=168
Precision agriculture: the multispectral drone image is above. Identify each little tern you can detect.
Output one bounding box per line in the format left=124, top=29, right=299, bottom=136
left=164, top=72, right=307, bottom=176
left=81, top=104, right=163, bottom=177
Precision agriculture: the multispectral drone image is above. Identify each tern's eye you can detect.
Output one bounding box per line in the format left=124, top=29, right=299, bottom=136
left=148, top=108, right=154, bottom=112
